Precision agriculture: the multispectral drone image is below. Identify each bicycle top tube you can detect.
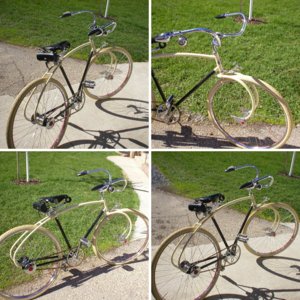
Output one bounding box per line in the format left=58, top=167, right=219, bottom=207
left=152, top=12, right=247, bottom=46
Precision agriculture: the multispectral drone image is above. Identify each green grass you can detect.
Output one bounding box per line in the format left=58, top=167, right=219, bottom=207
left=0, top=0, right=148, bottom=61
left=0, top=151, right=139, bottom=236
left=152, top=0, right=300, bottom=123
left=152, top=151, right=300, bottom=216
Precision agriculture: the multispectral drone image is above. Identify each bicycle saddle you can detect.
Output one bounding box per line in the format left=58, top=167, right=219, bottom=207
left=33, top=194, right=72, bottom=213
left=194, top=193, right=225, bottom=203
left=41, top=40, right=71, bottom=52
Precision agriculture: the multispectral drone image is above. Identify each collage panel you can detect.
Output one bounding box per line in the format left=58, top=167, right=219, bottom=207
left=0, top=151, right=149, bottom=299
left=152, top=151, right=300, bottom=299
left=151, top=0, right=299, bottom=149
left=0, top=0, right=149, bottom=149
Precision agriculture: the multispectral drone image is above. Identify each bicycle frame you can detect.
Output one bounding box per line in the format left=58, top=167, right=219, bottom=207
left=42, top=37, right=100, bottom=96
left=10, top=199, right=134, bottom=267
left=170, top=193, right=268, bottom=270
left=152, top=52, right=219, bottom=106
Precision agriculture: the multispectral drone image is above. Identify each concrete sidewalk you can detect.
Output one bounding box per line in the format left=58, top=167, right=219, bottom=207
left=0, top=42, right=149, bottom=149
left=107, top=155, right=149, bottom=218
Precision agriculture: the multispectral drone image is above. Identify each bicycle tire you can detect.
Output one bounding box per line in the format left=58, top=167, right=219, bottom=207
left=152, top=227, right=222, bottom=300
left=0, top=225, right=62, bottom=300
left=6, top=78, right=69, bottom=149
left=243, top=202, right=299, bottom=257
left=84, top=47, right=133, bottom=100
left=92, top=208, right=149, bottom=265
left=208, top=76, right=293, bottom=149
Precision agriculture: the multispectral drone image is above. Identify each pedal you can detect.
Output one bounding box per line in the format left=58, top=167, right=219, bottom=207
left=80, top=237, right=91, bottom=248
left=83, top=80, right=96, bottom=89
left=237, top=234, right=249, bottom=243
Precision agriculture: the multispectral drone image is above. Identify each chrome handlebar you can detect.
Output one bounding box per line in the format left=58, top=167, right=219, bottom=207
left=225, top=164, right=274, bottom=190
left=152, top=12, right=247, bottom=48
left=77, top=168, right=127, bottom=193
left=60, top=10, right=117, bottom=37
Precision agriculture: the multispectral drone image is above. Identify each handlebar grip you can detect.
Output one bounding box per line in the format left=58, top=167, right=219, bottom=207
left=88, top=27, right=103, bottom=36
left=61, top=11, right=72, bottom=18
left=239, top=181, right=255, bottom=190
left=215, top=14, right=226, bottom=19
left=77, top=170, right=88, bottom=176
left=225, top=166, right=236, bottom=173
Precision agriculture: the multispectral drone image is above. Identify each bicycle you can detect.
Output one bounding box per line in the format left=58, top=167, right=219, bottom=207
left=152, top=164, right=299, bottom=300
left=6, top=10, right=133, bottom=149
left=0, top=168, right=149, bottom=300
left=151, top=12, right=293, bottom=149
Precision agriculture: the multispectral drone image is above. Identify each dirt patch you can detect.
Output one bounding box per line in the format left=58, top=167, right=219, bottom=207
left=13, top=178, right=40, bottom=185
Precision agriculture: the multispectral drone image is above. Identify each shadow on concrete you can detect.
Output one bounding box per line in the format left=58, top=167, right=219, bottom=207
left=58, top=123, right=148, bottom=149
left=257, top=256, right=300, bottom=283
left=207, top=274, right=300, bottom=300
left=152, top=121, right=299, bottom=149
left=96, top=98, right=148, bottom=122
left=38, top=251, right=148, bottom=299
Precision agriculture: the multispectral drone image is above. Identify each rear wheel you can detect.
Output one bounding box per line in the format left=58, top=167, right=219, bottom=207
left=0, top=225, right=62, bottom=300
left=93, top=209, right=149, bottom=265
left=84, top=47, right=133, bottom=99
left=208, top=77, right=292, bottom=149
left=6, top=78, right=69, bottom=149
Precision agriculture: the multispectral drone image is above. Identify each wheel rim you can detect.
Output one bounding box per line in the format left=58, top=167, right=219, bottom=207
left=8, top=79, right=68, bottom=149
left=209, top=78, right=291, bottom=149
left=0, top=227, right=61, bottom=299
left=244, top=203, right=298, bottom=256
left=152, top=228, right=221, bottom=300
left=93, top=210, right=148, bottom=265
left=84, top=48, right=132, bottom=99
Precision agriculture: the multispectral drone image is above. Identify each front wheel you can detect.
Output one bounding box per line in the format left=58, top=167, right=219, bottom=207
left=6, top=78, right=69, bottom=149
left=152, top=227, right=222, bottom=300
left=0, top=225, right=62, bottom=300
left=84, top=47, right=133, bottom=100
left=208, top=77, right=293, bottom=149
left=243, top=202, right=299, bottom=257
left=92, top=209, right=149, bottom=265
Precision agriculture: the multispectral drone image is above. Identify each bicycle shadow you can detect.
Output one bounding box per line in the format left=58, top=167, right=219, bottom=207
left=207, top=274, right=300, bottom=300
left=152, top=121, right=233, bottom=148
left=58, top=122, right=148, bottom=149
left=38, top=251, right=148, bottom=298
left=256, top=256, right=300, bottom=283
left=95, top=97, right=149, bottom=122
left=152, top=121, right=298, bottom=149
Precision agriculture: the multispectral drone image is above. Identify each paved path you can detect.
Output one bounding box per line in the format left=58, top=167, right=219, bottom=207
left=152, top=188, right=300, bottom=299
left=0, top=42, right=149, bottom=149
left=152, top=119, right=300, bottom=149
left=38, top=155, right=149, bottom=300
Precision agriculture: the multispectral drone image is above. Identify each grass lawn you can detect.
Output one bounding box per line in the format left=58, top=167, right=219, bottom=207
left=152, top=151, right=300, bottom=216
left=0, top=0, right=148, bottom=62
left=152, top=0, right=300, bottom=123
left=0, top=151, right=139, bottom=237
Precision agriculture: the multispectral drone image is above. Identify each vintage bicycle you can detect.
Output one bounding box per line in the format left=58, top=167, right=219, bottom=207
left=6, top=9, right=133, bottom=149
left=152, top=12, right=293, bottom=149
left=152, top=164, right=299, bottom=299
left=0, top=168, right=148, bottom=300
